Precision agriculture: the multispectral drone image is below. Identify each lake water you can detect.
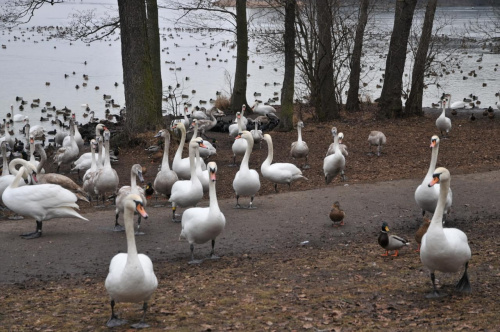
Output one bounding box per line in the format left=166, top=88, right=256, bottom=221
left=0, top=1, right=498, bottom=144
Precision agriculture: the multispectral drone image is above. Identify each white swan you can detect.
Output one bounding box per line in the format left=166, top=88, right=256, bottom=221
left=414, top=135, right=452, bottom=219
left=436, top=101, right=452, bottom=138
left=172, top=122, right=206, bottom=180
left=230, top=112, right=247, bottom=166
left=152, top=129, right=178, bottom=201
left=323, top=127, right=346, bottom=184
left=3, top=122, right=14, bottom=149
left=0, top=144, right=29, bottom=206
left=72, top=115, right=84, bottom=151
left=290, top=121, right=310, bottom=169
left=93, top=129, right=119, bottom=205
left=232, top=131, right=261, bottom=208
left=2, top=158, right=88, bottom=239
left=180, top=161, right=226, bottom=264
left=326, top=131, right=348, bottom=157
left=250, top=119, right=263, bottom=149
left=195, top=143, right=209, bottom=193
left=262, top=134, right=307, bottom=192
left=446, top=94, right=465, bottom=110
left=115, top=164, right=147, bottom=233
left=82, top=139, right=99, bottom=200
left=191, top=107, right=209, bottom=120
left=169, top=137, right=205, bottom=222
left=252, top=101, right=278, bottom=118
left=71, top=124, right=106, bottom=177
left=28, top=136, right=44, bottom=174
left=368, top=130, right=386, bottom=156
left=53, top=119, right=80, bottom=173
left=420, top=167, right=471, bottom=298
left=191, top=119, right=216, bottom=159
left=105, top=193, right=157, bottom=328
left=496, top=91, right=500, bottom=111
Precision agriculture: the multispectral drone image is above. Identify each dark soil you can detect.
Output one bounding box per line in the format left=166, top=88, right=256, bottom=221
left=1, top=106, right=499, bottom=331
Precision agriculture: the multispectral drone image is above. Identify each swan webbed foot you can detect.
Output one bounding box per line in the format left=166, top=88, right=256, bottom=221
left=107, top=316, right=128, bottom=328
left=247, top=205, right=257, bottom=209
left=135, top=230, right=145, bottom=236
left=131, top=322, right=150, bottom=329
left=20, top=231, right=42, bottom=239
left=425, top=290, right=445, bottom=299
left=113, top=224, right=125, bottom=232
left=456, top=263, right=471, bottom=293
left=188, top=259, right=204, bottom=265
left=234, top=204, right=243, bottom=209
left=171, top=217, right=182, bottom=223
left=209, top=254, right=220, bottom=260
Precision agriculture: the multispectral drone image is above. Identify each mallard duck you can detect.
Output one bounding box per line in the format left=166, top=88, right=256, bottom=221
left=415, top=216, right=431, bottom=252
left=329, top=201, right=345, bottom=226
left=378, top=222, right=409, bottom=257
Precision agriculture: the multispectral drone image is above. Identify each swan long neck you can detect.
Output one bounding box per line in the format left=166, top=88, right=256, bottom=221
left=264, top=138, right=273, bottom=166
left=193, top=123, right=198, bottom=138
left=162, top=133, right=171, bottom=171
left=175, top=126, right=186, bottom=159
left=189, top=144, right=198, bottom=180
left=333, top=132, right=340, bottom=153
left=104, top=139, right=111, bottom=167
left=429, top=176, right=450, bottom=230
left=90, top=142, right=97, bottom=170
left=97, top=138, right=103, bottom=167
left=297, top=125, right=303, bottom=142
left=124, top=205, right=140, bottom=265
left=208, top=176, right=220, bottom=214
left=237, top=116, right=243, bottom=132
left=10, top=161, right=29, bottom=189
left=426, top=143, right=439, bottom=179
left=1, top=144, right=8, bottom=176
left=240, top=136, right=253, bottom=171
left=130, top=168, right=137, bottom=192
left=195, top=145, right=201, bottom=170
left=35, top=144, right=47, bottom=173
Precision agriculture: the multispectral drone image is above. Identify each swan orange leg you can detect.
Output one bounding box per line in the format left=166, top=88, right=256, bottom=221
left=415, top=244, right=421, bottom=252
left=381, top=251, right=389, bottom=256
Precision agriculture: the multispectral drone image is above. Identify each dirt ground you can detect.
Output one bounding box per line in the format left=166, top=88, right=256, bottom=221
left=1, top=106, right=499, bottom=330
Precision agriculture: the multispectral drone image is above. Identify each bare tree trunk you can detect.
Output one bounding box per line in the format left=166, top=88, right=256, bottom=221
left=278, top=0, right=296, bottom=131
left=345, top=0, right=369, bottom=112
left=146, top=0, right=163, bottom=120
left=231, top=0, right=249, bottom=113
left=316, top=0, right=339, bottom=121
left=406, top=0, right=438, bottom=117
left=377, top=0, right=417, bottom=118
left=118, top=0, right=160, bottom=139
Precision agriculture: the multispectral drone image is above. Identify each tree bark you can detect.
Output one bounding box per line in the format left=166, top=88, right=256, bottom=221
left=231, top=0, right=249, bottom=113
left=316, top=0, right=339, bottom=121
left=345, top=0, right=370, bottom=112
left=278, top=0, right=296, bottom=131
left=118, top=0, right=160, bottom=139
left=406, top=0, right=438, bottom=116
left=146, top=0, right=163, bottom=120
left=377, top=0, right=417, bottom=118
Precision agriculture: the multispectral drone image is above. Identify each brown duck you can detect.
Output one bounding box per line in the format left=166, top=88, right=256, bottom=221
left=415, top=216, right=431, bottom=252
left=329, top=201, right=345, bottom=226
